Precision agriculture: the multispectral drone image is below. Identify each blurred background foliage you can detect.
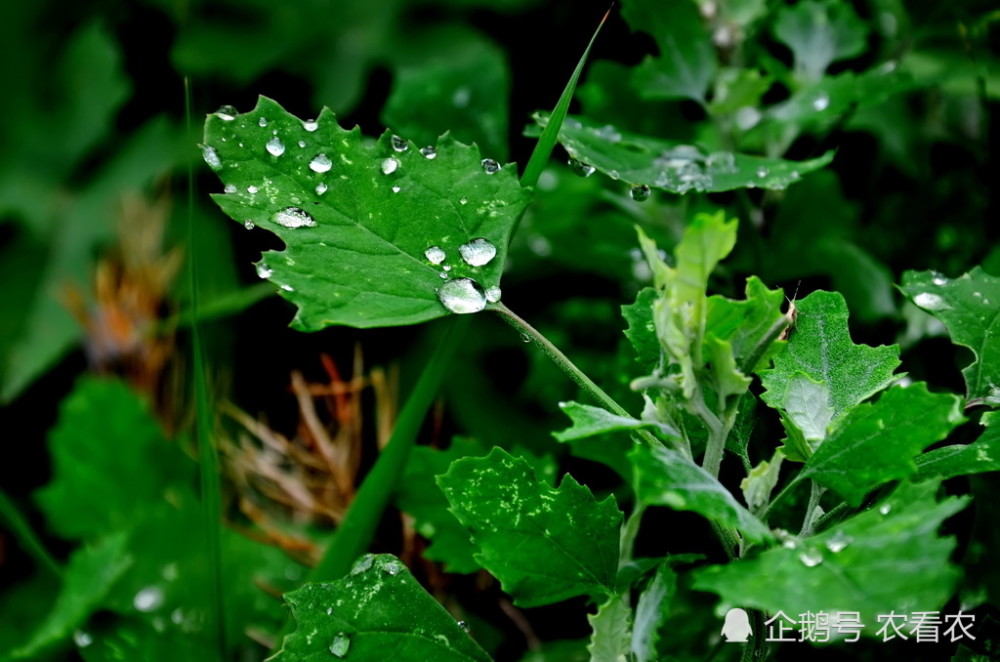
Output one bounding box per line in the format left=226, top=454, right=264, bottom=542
left=0, top=0, right=997, bottom=659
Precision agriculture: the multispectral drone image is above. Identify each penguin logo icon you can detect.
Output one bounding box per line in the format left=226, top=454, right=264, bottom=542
left=721, top=608, right=753, bottom=643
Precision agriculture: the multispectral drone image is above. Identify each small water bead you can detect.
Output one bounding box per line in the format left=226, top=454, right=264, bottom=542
left=481, top=158, right=501, bottom=174
left=485, top=285, right=502, bottom=303
left=594, top=124, right=622, bottom=142
left=73, top=630, right=94, bottom=648
left=351, top=554, right=376, bottom=575
left=247, top=185, right=259, bottom=194
left=825, top=530, right=853, bottom=553
left=244, top=220, right=255, bottom=230
left=439, top=272, right=449, bottom=279
left=457, top=621, right=470, bottom=633
left=879, top=503, right=892, bottom=515
left=381, top=158, right=399, bottom=174
left=297, top=140, right=306, bottom=148
left=202, top=146, right=222, bottom=170
left=459, top=197, right=468, bottom=205
left=756, top=166, right=769, bottom=179
left=303, top=119, right=319, bottom=132
left=382, top=559, right=404, bottom=575
left=812, top=93, right=830, bottom=112
left=134, top=586, right=165, bottom=612
left=280, top=284, right=294, bottom=292
left=630, top=185, right=651, bottom=202
left=330, top=633, right=351, bottom=658
left=459, top=238, right=497, bottom=266
left=214, top=105, right=238, bottom=120
left=310, top=154, right=333, bottom=173
left=256, top=262, right=273, bottom=279
left=799, top=549, right=824, bottom=567
left=420, top=146, right=437, bottom=159
left=392, top=185, right=401, bottom=193
left=258, top=117, right=268, bottom=127
left=224, top=184, right=237, bottom=194
left=932, top=274, right=949, bottom=286
left=453, top=87, right=471, bottom=108
left=437, top=278, right=487, bottom=314
left=266, top=137, right=285, bottom=156
left=424, top=245, right=446, bottom=265
left=316, top=182, right=328, bottom=195
left=274, top=206, right=317, bottom=229
left=567, top=157, right=596, bottom=177
left=391, top=135, right=409, bottom=152
left=442, top=265, right=452, bottom=272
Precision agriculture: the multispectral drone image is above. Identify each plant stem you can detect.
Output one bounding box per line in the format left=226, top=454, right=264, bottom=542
left=618, top=503, right=646, bottom=570
left=0, top=488, right=62, bottom=578
left=799, top=481, right=826, bottom=537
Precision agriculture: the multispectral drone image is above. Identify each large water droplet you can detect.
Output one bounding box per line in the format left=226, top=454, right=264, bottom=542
left=630, top=185, right=651, bottom=202
left=438, top=278, right=487, bottom=314
left=424, top=246, right=446, bottom=264
left=485, top=285, right=501, bottom=303
left=244, top=220, right=255, bottom=230
left=202, top=146, right=222, bottom=170
left=214, top=105, right=238, bottom=121
left=798, top=549, right=824, bottom=567
left=310, top=154, right=333, bottom=173
left=382, top=559, right=403, bottom=575
left=812, top=93, right=830, bottom=112
left=381, top=158, right=399, bottom=174
left=134, top=586, right=165, bottom=612
left=266, top=137, right=285, bottom=156
left=481, top=159, right=501, bottom=174
left=330, top=633, right=351, bottom=658
left=420, top=146, right=437, bottom=159
left=316, top=182, right=328, bottom=195
left=459, top=238, right=497, bottom=266
left=274, top=207, right=316, bottom=229
left=913, top=292, right=949, bottom=310
left=303, top=119, right=319, bottom=132
left=825, top=530, right=853, bottom=553
left=391, top=135, right=409, bottom=152
left=567, top=158, right=596, bottom=177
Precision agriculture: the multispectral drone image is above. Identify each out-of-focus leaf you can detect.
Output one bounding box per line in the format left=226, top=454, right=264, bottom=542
left=622, top=288, right=660, bottom=372
left=553, top=401, right=673, bottom=442
left=204, top=97, right=530, bottom=330
left=773, top=0, right=869, bottom=79
left=917, top=411, right=1000, bottom=481
left=531, top=113, right=833, bottom=193
left=900, top=267, right=1000, bottom=404
left=271, top=554, right=491, bottom=661
left=741, top=449, right=784, bottom=514
left=587, top=595, right=631, bottom=662
left=766, top=66, right=917, bottom=127
left=437, top=447, right=621, bottom=607
left=631, top=563, right=676, bottom=662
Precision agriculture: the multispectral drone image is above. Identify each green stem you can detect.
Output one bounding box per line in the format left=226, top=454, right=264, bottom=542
left=618, top=503, right=646, bottom=570
left=799, top=481, right=826, bottom=537
left=0, top=488, right=62, bottom=578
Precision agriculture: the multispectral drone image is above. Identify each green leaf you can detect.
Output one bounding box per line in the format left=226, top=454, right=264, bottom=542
left=35, top=377, right=192, bottom=539
left=766, top=67, right=917, bottom=128
left=630, top=445, right=772, bottom=543
left=587, top=595, right=632, bottom=662
left=622, top=287, right=660, bottom=372
left=204, top=96, right=530, bottom=330
left=621, top=0, right=715, bottom=102
left=704, top=335, right=752, bottom=403
left=917, top=411, right=1000, bottom=481
left=631, top=563, right=676, bottom=662
left=553, top=401, right=675, bottom=442
left=773, top=0, right=869, bottom=79
left=693, top=481, right=968, bottom=626
left=396, top=438, right=487, bottom=574
left=760, top=291, right=901, bottom=458
left=437, top=447, right=621, bottom=607
left=272, top=554, right=491, bottom=661
left=705, top=276, right=788, bottom=373
left=532, top=113, right=833, bottom=193
left=9, top=533, right=132, bottom=660
left=800, top=383, right=965, bottom=506
left=900, top=267, right=1000, bottom=404
left=740, top=449, right=784, bottom=515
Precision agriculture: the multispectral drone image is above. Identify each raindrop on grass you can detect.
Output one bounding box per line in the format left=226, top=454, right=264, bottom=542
left=330, top=633, right=351, bottom=658
left=438, top=278, right=487, bottom=314
left=382, top=559, right=403, bottom=575
left=214, top=105, right=238, bottom=121
left=630, top=185, right=651, bottom=202
left=381, top=158, right=399, bottom=174
left=274, top=207, right=316, bottom=229
left=457, top=621, right=470, bottom=633
left=303, top=119, right=319, bottom=132
left=879, top=503, right=892, bottom=515
left=390, top=135, right=409, bottom=152
left=310, top=154, right=333, bottom=173
left=567, top=158, right=596, bottom=177
left=202, top=146, right=222, bottom=170
left=266, top=137, right=285, bottom=156
left=424, top=246, right=446, bottom=265
left=392, top=185, right=401, bottom=193
left=825, top=531, right=853, bottom=553
left=459, top=238, right=497, bottom=266
left=420, top=146, right=437, bottom=159
left=481, top=159, right=501, bottom=174
left=485, top=285, right=501, bottom=303
left=799, top=549, right=824, bottom=567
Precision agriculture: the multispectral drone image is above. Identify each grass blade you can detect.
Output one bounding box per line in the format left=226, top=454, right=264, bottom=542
left=0, top=488, right=62, bottom=578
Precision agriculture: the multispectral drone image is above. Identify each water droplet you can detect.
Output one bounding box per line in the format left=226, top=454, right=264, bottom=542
left=214, top=105, right=238, bottom=121
left=735, top=106, right=761, bottom=131
left=485, top=285, right=501, bottom=303
left=812, top=93, right=830, bottom=112
left=244, top=220, right=255, bottom=230
left=224, top=184, right=237, bottom=194
left=392, top=185, right=401, bottom=193
left=825, top=530, right=853, bottom=553
left=459, top=238, right=497, bottom=267
left=420, top=146, right=437, bottom=159
left=381, top=158, right=399, bottom=174
left=298, top=140, right=306, bottom=148
left=391, top=135, right=409, bottom=152
left=258, top=117, right=268, bottom=127
left=382, top=559, right=403, bottom=575
left=567, top=158, right=596, bottom=177
left=274, top=206, right=317, bottom=229
left=913, top=292, right=949, bottom=310
left=266, top=137, right=285, bottom=156
left=481, top=158, right=501, bottom=174
left=316, top=182, right=328, bottom=195
left=310, top=154, right=333, bottom=173
left=932, top=274, right=949, bottom=286
left=756, top=166, right=769, bottom=179
left=798, top=549, right=824, bottom=567
left=630, top=185, right=651, bottom=202
left=202, top=146, right=222, bottom=170
left=330, top=633, right=351, bottom=658
left=351, top=554, right=376, bottom=575
left=442, top=265, right=452, bottom=272
left=439, top=272, right=449, bottom=279
left=437, top=278, right=487, bottom=314
left=74, top=630, right=94, bottom=648
left=424, top=246, right=446, bottom=265
left=457, top=620, right=470, bottom=633
left=303, top=119, right=319, bottom=132
left=879, top=503, right=892, bottom=515
left=280, top=284, right=294, bottom=292
left=459, top=197, right=468, bottom=205
left=453, top=87, right=471, bottom=108
left=247, top=186, right=260, bottom=196
left=520, top=333, right=531, bottom=343
left=134, top=586, right=165, bottom=612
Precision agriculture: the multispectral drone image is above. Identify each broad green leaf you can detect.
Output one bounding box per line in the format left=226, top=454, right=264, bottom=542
left=532, top=113, right=832, bottom=194
left=740, top=449, right=784, bottom=515
left=693, top=481, right=968, bottom=627
left=622, top=0, right=716, bottom=102
left=272, top=554, right=491, bottom=661
left=766, top=67, right=916, bottom=128
left=35, top=377, right=192, bottom=539
left=773, top=0, right=869, bottom=79
left=9, top=533, right=132, bottom=660
left=630, top=445, right=772, bottom=543
left=917, top=411, right=1000, bottom=481
left=705, top=276, right=788, bottom=373
left=437, top=447, right=621, bottom=607
left=900, top=267, right=1000, bottom=404
left=587, top=595, right=632, bottom=662
left=631, top=564, right=676, bottom=662
left=800, top=383, right=965, bottom=506
left=396, top=438, right=487, bottom=574
left=760, top=291, right=901, bottom=458
left=553, top=401, right=675, bottom=442
left=204, top=96, right=530, bottom=330
left=622, top=287, right=660, bottom=372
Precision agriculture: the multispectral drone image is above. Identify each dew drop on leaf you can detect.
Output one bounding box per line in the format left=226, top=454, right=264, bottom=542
left=316, top=182, right=328, bottom=195
left=350, top=554, right=376, bottom=575
left=133, top=586, right=165, bottom=612
left=756, top=166, right=769, bottom=178
left=481, top=158, right=501, bottom=174
left=567, top=157, right=596, bottom=177
left=214, top=105, right=238, bottom=121
left=825, top=530, right=853, bottom=553
left=424, top=246, right=446, bottom=265
left=224, top=184, right=237, bottom=194
left=280, top=284, right=294, bottom=292
left=798, top=549, right=824, bottom=567
left=266, top=137, right=285, bottom=156
left=310, top=154, right=333, bottom=173
left=932, top=273, right=949, bottom=286
left=244, top=220, right=255, bottom=230
left=273, top=206, right=316, bottom=229
left=382, top=559, right=404, bottom=575
left=485, top=285, right=501, bottom=303
left=329, top=633, right=351, bottom=658
left=298, top=140, right=306, bottom=148
left=438, top=278, right=487, bottom=314
left=459, top=238, right=497, bottom=266
left=73, top=630, right=94, bottom=648
left=812, top=93, right=830, bottom=111
left=303, top=119, right=319, bottom=132
left=879, top=503, right=892, bottom=515
left=420, top=146, right=437, bottom=159
left=258, top=117, right=268, bottom=127
left=247, top=185, right=259, bottom=194
left=457, top=620, right=470, bottom=633
left=381, top=158, right=399, bottom=174
left=390, top=135, right=409, bottom=152
left=202, top=145, right=222, bottom=170
left=630, top=185, right=651, bottom=202
left=913, top=292, right=949, bottom=311
left=256, top=262, right=273, bottom=279
left=392, top=185, right=401, bottom=193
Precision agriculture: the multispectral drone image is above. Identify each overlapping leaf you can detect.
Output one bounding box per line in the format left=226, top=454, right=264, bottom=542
left=553, top=401, right=674, bottom=442
left=917, top=411, right=1000, bottom=481
left=631, top=563, right=676, bottom=662
left=587, top=595, right=632, bottom=662
left=204, top=96, right=530, bottom=330
left=773, top=0, right=869, bottom=79
left=437, top=448, right=621, bottom=607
